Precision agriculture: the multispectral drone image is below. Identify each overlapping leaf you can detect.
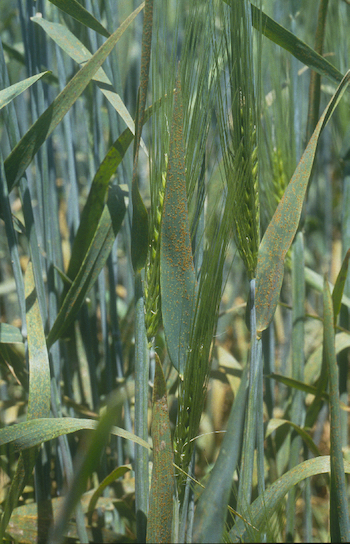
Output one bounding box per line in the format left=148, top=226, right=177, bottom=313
left=255, top=70, right=350, bottom=335
left=31, top=15, right=145, bottom=154
left=4, top=2, right=144, bottom=192
left=230, top=457, right=350, bottom=542
left=47, top=185, right=126, bottom=348
left=224, top=1, right=344, bottom=87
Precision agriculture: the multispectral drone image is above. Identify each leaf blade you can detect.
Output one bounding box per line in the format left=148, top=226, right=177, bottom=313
left=256, top=70, right=350, bottom=335
left=160, top=76, right=197, bottom=375
left=4, top=2, right=144, bottom=192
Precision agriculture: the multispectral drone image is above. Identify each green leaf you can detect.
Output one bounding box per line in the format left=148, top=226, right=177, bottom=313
left=4, top=2, right=144, bottom=192
left=47, top=186, right=126, bottom=348
left=50, top=396, right=149, bottom=543
left=323, top=278, right=350, bottom=542
left=265, top=419, right=321, bottom=457
left=230, top=457, right=350, bottom=542
left=255, top=70, right=350, bottom=335
left=87, top=466, right=131, bottom=516
left=304, top=332, right=350, bottom=385
left=0, top=72, right=50, bottom=110
left=131, top=0, right=153, bottom=274
left=160, top=76, right=197, bottom=376
left=224, top=1, right=344, bottom=87
left=192, top=366, right=248, bottom=544
left=0, top=323, right=23, bottom=344
left=25, top=261, right=51, bottom=420
left=48, top=0, right=110, bottom=38
left=332, top=248, right=350, bottom=324
left=146, top=355, right=174, bottom=544
left=0, top=262, right=51, bottom=539
left=66, top=97, right=161, bottom=285
left=66, top=131, right=132, bottom=284
left=0, top=417, right=150, bottom=452
left=31, top=16, right=145, bottom=154
left=131, top=180, right=149, bottom=273
left=304, top=265, right=350, bottom=309
left=8, top=497, right=129, bottom=544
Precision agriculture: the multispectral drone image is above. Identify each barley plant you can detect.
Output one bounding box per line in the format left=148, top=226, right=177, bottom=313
left=1, top=0, right=350, bottom=542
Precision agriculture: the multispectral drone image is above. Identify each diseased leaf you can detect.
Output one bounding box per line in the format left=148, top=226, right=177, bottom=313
left=0, top=262, right=51, bottom=539
left=160, top=76, right=197, bottom=376
left=25, top=261, right=51, bottom=420
left=0, top=417, right=150, bottom=452
left=0, top=323, right=23, bottom=344
left=146, top=355, right=174, bottom=543
left=255, top=70, right=350, bottom=335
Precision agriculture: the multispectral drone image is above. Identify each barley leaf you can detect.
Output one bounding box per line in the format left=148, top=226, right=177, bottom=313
left=332, top=248, right=350, bottom=324
left=48, top=0, right=110, bottom=38
left=193, top=366, right=248, bottom=544
left=255, top=70, right=350, bottom=335
left=4, top=2, right=144, bottom=192
left=230, top=457, right=350, bottom=542
left=87, top=466, right=131, bottom=516
left=0, top=262, right=51, bottom=538
left=146, top=355, right=174, bottom=543
left=25, top=261, right=51, bottom=420
left=160, top=76, right=197, bottom=376
left=131, top=0, right=153, bottom=273
left=30, top=16, right=146, bottom=154
left=0, top=323, right=23, bottom=344
left=0, top=72, right=50, bottom=110
left=224, top=1, right=344, bottom=87
left=305, top=332, right=350, bottom=386
left=47, top=186, right=126, bottom=348
left=0, top=418, right=150, bottom=452
left=323, top=278, right=350, bottom=542
left=265, top=419, right=321, bottom=457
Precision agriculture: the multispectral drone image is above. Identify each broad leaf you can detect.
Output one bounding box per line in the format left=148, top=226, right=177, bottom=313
left=255, top=70, right=350, bottom=335
left=160, top=76, right=197, bottom=375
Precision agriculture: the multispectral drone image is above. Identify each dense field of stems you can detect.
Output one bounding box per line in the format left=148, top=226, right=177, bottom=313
left=0, top=0, right=350, bottom=542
